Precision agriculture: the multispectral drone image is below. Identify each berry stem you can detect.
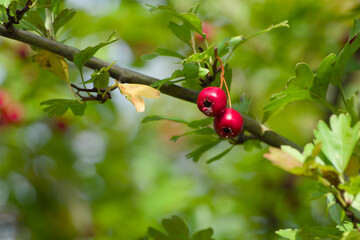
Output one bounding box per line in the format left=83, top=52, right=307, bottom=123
left=216, top=56, right=231, bottom=108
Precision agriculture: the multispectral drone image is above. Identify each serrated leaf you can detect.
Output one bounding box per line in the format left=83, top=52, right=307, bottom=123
left=186, top=140, right=221, bottom=162
left=262, top=61, right=335, bottom=122
left=22, top=10, right=47, bottom=36
left=142, top=115, right=190, bottom=125
left=53, top=8, right=76, bottom=34
left=191, top=228, right=214, bottom=240
left=170, top=128, right=214, bottom=142
left=33, top=50, right=69, bottom=81
left=40, top=99, right=87, bottom=117
left=314, top=114, right=360, bottom=173
left=206, top=145, right=234, bottom=164
left=148, top=227, right=169, bottom=240
left=168, top=21, right=191, bottom=46
left=73, top=33, right=118, bottom=75
left=118, top=83, right=160, bottom=112
left=161, top=216, right=190, bottom=239
left=154, top=48, right=185, bottom=59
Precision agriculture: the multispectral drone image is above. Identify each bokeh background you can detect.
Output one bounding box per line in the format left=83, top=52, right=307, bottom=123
left=0, top=0, right=359, bottom=239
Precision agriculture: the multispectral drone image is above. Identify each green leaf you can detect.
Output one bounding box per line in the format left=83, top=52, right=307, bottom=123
left=0, top=5, right=6, bottom=22
left=262, top=61, right=337, bottom=123
left=313, top=114, right=360, bottom=173
left=345, top=91, right=360, bottom=125
left=339, top=175, right=360, bottom=195
left=53, top=8, right=76, bottom=34
left=168, top=21, right=191, bottom=46
left=142, top=115, right=190, bottom=126
left=227, top=21, right=289, bottom=60
left=243, top=139, right=262, bottom=152
left=186, top=140, right=221, bottom=162
left=40, top=99, right=87, bottom=117
left=342, top=231, right=360, bottom=240
left=154, top=48, right=185, bottom=59
left=141, top=54, right=159, bottom=61
left=276, top=226, right=342, bottom=240
left=206, top=145, right=234, bottom=164
left=184, top=44, right=215, bottom=64
left=191, top=228, right=214, bottom=240
left=327, top=194, right=344, bottom=225
left=22, top=11, right=47, bottom=36
left=161, top=216, right=190, bottom=239
left=73, top=33, right=118, bottom=75
left=276, top=229, right=298, bottom=240
left=330, top=34, right=360, bottom=87
left=148, top=227, right=169, bottom=240
left=183, top=63, right=199, bottom=79
left=309, top=53, right=337, bottom=99
left=170, top=128, right=214, bottom=142
left=147, top=5, right=202, bottom=34
left=349, top=18, right=360, bottom=40
left=188, top=118, right=213, bottom=128
left=306, top=183, right=330, bottom=201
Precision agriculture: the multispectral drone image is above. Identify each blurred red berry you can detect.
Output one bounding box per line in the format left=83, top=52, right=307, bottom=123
left=195, top=22, right=216, bottom=42
left=3, top=103, right=24, bottom=123
left=0, top=89, right=10, bottom=109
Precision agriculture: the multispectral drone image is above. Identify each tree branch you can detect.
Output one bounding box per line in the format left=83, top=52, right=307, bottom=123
left=0, top=25, right=303, bottom=152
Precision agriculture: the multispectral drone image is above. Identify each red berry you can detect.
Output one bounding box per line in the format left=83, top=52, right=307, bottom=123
left=197, top=87, right=227, bottom=117
left=213, top=108, right=243, bottom=138
left=3, top=103, right=24, bottom=123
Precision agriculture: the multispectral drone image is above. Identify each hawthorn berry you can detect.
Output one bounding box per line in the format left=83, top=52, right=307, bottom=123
left=0, top=89, right=10, bottom=109
left=3, top=103, right=24, bottom=123
left=197, top=87, right=227, bottom=117
left=213, top=108, right=243, bottom=138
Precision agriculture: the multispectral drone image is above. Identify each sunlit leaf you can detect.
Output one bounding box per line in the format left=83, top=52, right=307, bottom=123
left=118, top=83, right=160, bottom=112
left=314, top=114, right=360, bottom=173
left=33, top=50, right=69, bottom=81
left=154, top=48, right=185, bottom=59
left=142, top=115, right=190, bottom=125
left=168, top=21, right=191, bottom=46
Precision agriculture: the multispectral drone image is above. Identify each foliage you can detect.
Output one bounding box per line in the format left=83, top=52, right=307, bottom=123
left=0, top=0, right=360, bottom=240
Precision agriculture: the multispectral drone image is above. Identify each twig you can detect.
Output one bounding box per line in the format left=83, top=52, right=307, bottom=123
left=3, top=0, right=33, bottom=29
left=0, top=24, right=303, bottom=152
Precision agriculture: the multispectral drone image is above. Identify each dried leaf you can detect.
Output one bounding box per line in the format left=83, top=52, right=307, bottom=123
left=33, top=50, right=69, bottom=81
left=264, top=147, right=303, bottom=172
left=118, top=83, right=160, bottom=112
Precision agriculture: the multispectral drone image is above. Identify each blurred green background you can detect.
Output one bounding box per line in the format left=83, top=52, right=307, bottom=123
left=0, top=0, right=359, bottom=239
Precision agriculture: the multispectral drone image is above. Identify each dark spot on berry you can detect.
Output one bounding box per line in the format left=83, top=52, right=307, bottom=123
left=204, top=100, right=212, bottom=107
left=222, top=127, right=232, bottom=134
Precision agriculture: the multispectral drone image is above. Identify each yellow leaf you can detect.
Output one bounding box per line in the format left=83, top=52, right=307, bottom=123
left=118, top=83, right=160, bottom=112
left=33, top=50, right=69, bottom=82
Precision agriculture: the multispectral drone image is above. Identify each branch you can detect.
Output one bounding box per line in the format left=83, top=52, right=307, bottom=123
left=0, top=25, right=303, bottom=152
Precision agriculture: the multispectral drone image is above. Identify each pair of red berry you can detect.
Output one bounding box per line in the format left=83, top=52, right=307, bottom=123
left=197, top=87, right=243, bottom=138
